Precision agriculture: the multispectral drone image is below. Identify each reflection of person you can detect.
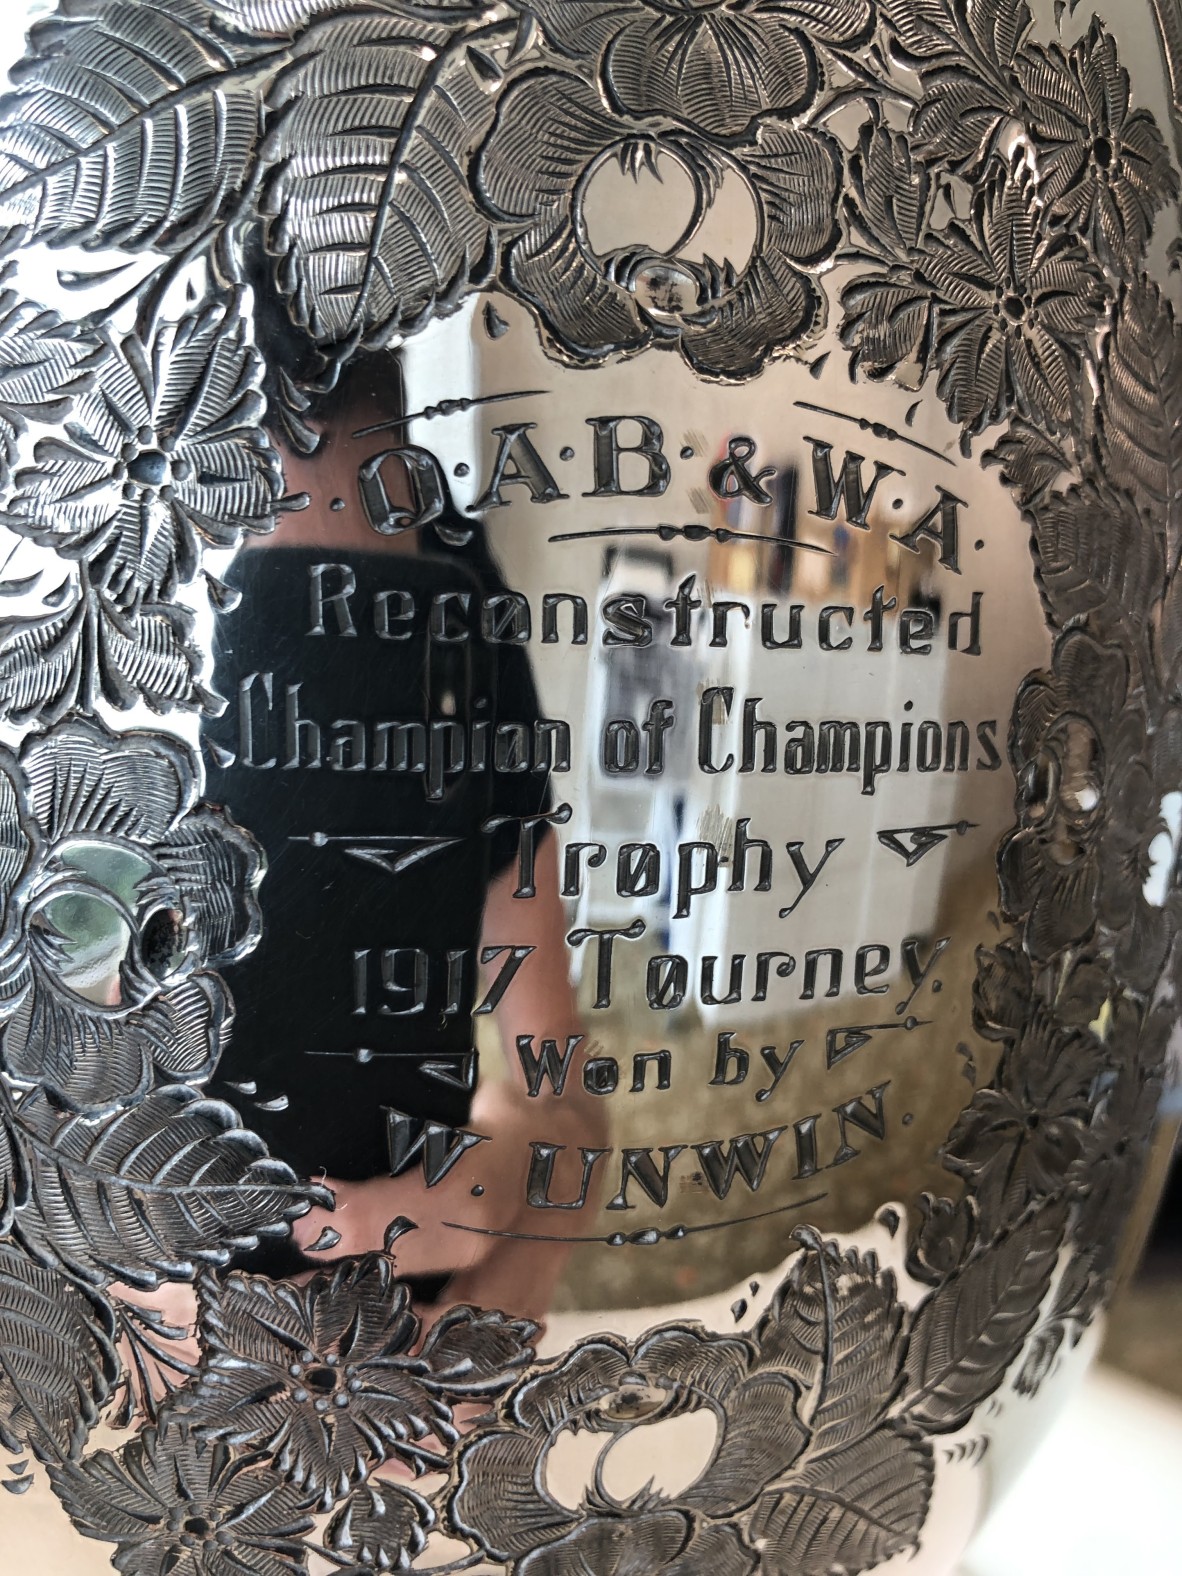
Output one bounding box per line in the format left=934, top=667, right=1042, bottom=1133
left=194, top=355, right=604, bottom=1325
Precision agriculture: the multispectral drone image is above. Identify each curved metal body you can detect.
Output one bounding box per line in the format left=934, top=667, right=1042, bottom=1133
left=0, top=2, right=1177, bottom=1572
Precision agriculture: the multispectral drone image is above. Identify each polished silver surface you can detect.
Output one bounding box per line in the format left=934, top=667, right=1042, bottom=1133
left=0, top=1, right=1177, bottom=1572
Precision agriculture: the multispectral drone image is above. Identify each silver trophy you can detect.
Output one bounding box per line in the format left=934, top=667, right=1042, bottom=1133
left=0, top=1, right=1177, bottom=1571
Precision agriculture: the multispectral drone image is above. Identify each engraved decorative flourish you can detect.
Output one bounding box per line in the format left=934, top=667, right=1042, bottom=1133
left=999, top=632, right=1178, bottom=988
left=0, top=717, right=262, bottom=1115
left=843, top=159, right=1106, bottom=436
left=453, top=1238, right=931, bottom=1576
left=50, top=1420, right=317, bottom=1576
left=0, top=296, right=284, bottom=611
left=476, top=69, right=840, bottom=378
left=178, top=1255, right=536, bottom=1508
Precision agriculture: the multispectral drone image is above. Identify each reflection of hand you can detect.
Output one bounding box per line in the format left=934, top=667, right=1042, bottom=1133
left=291, top=1071, right=608, bottom=1326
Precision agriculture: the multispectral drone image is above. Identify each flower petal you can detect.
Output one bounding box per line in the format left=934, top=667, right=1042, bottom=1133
left=511, top=1337, right=632, bottom=1433
left=21, top=717, right=193, bottom=845
left=154, top=804, right=264, bottom=967
left=507, top=217, right=647, bottom=364
left=678, top=1370, right=805, bottom=1514
left=451, top=1426, right=579, bottom=1560
left=477, top=71, right=622, bottom=223
left=606, top=12, right=813, bottom=135
left=2, top=970, right=230, bottom=1115
left=518, top=1510, right=694, bottom=1576
left=681, top=252, right=815, bottom=378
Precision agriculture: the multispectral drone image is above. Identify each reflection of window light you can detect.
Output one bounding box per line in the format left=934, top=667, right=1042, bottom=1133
left=43, top=843, right=159, bottom=1006
left=1143, top=791, right=1182, bottom=908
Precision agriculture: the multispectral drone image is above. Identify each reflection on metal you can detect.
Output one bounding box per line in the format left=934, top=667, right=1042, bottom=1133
left=0, top=1, right=1175, bottom=1572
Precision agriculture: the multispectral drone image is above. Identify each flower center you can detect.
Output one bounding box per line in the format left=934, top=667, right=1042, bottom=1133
left=628, top=258, right=701, bottom=321
left=168, top=1502, right=225, bottom=1549
left=140, top=906, right=186, bottom=979
left=30, top=842, right=168, bottom=1010
left=598, top=1380, right=667, bottom=1423
left=545, top=1404, right=719, bottom=1511
left=1092, top=134, right=1115, bottom=170
left=1003, top=293, right=1028, bottom=323
left=290, top=1350, right=359, bottom=1412
left=127, top=448, right=171, bottom=489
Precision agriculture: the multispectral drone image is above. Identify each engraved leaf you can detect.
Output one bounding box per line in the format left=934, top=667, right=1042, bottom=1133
left=0, top=577, right=212, bottom=727
left=322, top=1481, right=434, bottom=1571
left=909, top=63, right=1012, bottom=175
left=107, top=1294, right=199, bottom=1428
left=1159, top=573, right=1182, bottom=684
left=0, top=1107, right=24, bottom=1238
left=985, top=419, right=1072, bottom=505
left=0, top=1242, right=119, bottom=1462
left=1013, top=1236, right=1102, bottom=1398
left=214, top=0, right=362, bottom=30
left=0, top=591, right=88, bottom=727
left=902, top=1206, right=1064, bottom=1433
left=884, top=0, right=1031, bottom=71
left=754, top=1235, right=905, bottom=1455
left=881, top=0, right=972, bottom=64
left=888, top=0, right=1037, bottom=173
left=1013, top=1317, right=1067, bottom=1397
left=261, top=9, right=501, bottom=346
left=94, top=589, right=211, bottom=716
left=12, top=1083, right=321, bottom=1289
left=751, top=1424, right=933, bottom=1576
left=1097, top=280, right=1182, bottom=574
left=840, top=266, right=936, bottom=381
left=1029, top=477, right=1163, bottom=639
left=844, top=120, right=934, bottom=259
left=0, top=0, right=283, bottom=255
left=216, top=0, right=484, bottom=32
left=971, top=941, right=1033, bottom=1044
left=419, top=1304, right=538, bottom=1396
left=0, top=284, right=103, bottom=493
left=49, top=1424, right=316, bottom=1573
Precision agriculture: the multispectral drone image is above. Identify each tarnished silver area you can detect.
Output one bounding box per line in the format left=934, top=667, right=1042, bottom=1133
left=0, top=1, right=1177, bottom=1573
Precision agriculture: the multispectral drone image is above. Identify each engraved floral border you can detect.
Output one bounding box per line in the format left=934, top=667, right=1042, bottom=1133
left=0, top=1, right=1173, bottom=1573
